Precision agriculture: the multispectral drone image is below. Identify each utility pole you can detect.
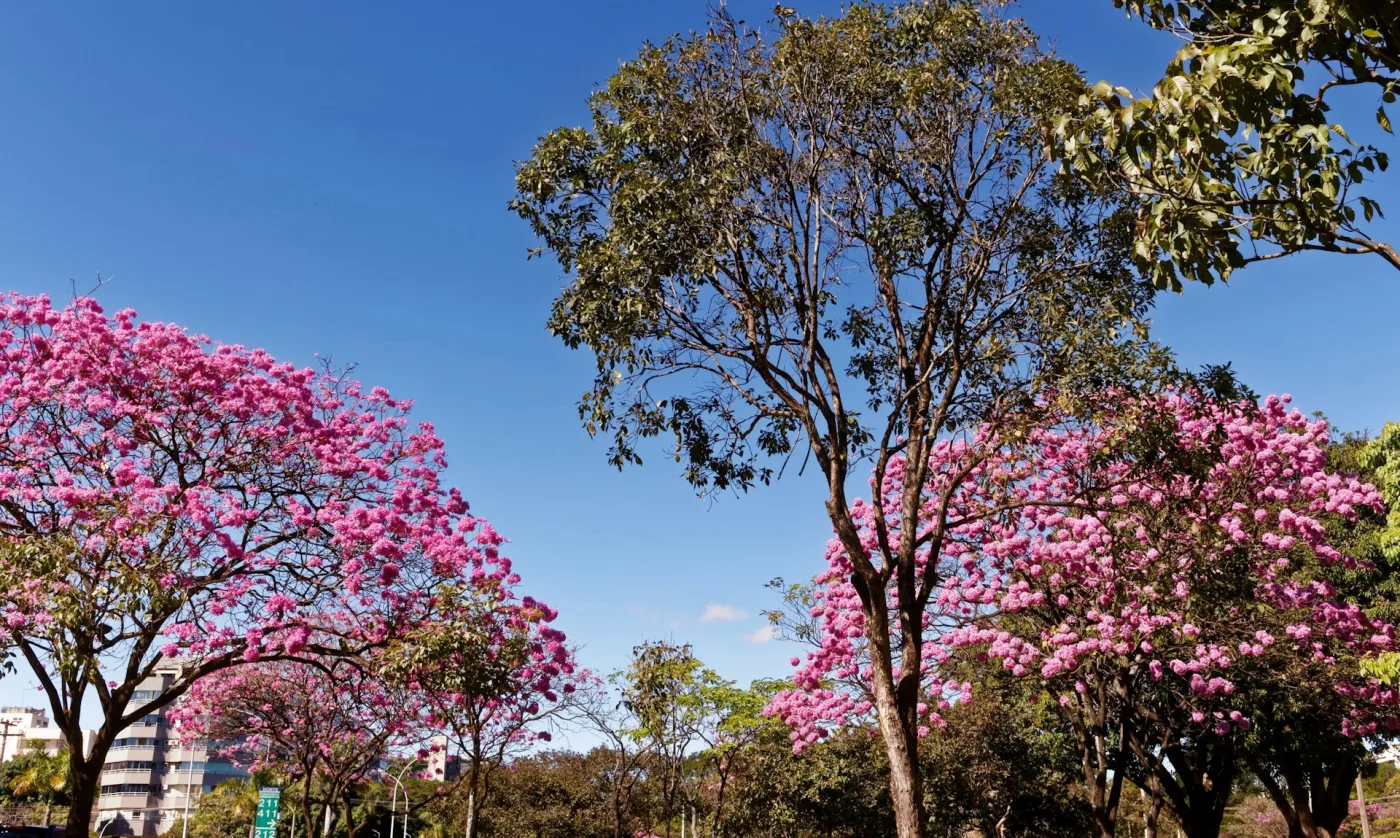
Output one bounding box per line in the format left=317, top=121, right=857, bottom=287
left=0, top=719, right=14, bottom=764
left=1357, top=775, right=1374, bottom=838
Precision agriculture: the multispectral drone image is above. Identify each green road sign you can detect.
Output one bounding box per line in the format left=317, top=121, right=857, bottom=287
left=254, top=786, right=280, bottom=838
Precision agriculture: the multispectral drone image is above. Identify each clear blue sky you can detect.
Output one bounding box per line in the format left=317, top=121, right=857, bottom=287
left=0, top=2, right=1395, bottom=732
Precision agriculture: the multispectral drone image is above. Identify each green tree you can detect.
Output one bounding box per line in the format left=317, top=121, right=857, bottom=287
left=1362, top=423, right=1400, bottom=563
left=1060, top=0, right=1399, bottom=288
left=4, top=741, right=69, bottom=826
left=921, top=686, right=1095, bottom=838
left=618, top=641, right=714, bottom=837
left=468, top=750, right=617, bottom=838
left=511, top=3, right=1165, bottom=834
left=185, top=777, right=261, bottom=838
left=720, top=727, right=895, bottom=837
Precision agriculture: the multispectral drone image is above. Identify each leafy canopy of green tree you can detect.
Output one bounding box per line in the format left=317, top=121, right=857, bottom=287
left=1060, top=0, right=1399, bottom=288
left=512, top=2, right=1170, bottom=833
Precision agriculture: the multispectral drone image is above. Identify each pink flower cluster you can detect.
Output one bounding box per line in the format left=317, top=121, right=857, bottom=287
left=171, top=654, right=428, bottom=783
left=0, top=294, right=555, bottom=673
left=767, top=391, right=1396, bottom=749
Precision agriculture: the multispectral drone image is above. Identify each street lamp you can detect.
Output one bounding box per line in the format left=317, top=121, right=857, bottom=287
left=386, top=760, right=417, bottom=838
left=180, top=739, right=201, bottom=838
left=96, top=817, right=117, bottom=838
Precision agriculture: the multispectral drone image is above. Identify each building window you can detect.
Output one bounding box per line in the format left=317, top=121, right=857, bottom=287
left=99, top=783, right=156, bottom=795
left=102, top=761, right=157, bottom=772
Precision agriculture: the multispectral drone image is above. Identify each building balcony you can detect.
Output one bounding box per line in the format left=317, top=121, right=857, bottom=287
left=164, top=746, right=205, bottom=762
left=100, top=769, right=157, bottom=785
left=107, top=746, right=156, bottom=762
left=96, top=792, right=152, bottom=809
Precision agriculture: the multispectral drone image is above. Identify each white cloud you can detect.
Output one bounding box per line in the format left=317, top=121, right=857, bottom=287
left=699, top=603, right=747, bottom=623
left=743, top=624, right=779, bottom=645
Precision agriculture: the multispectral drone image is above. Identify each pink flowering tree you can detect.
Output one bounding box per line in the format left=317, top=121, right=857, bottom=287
left=394, top=584, right=584, bottom=838
left=172, top=654, right=431, bottom=838
left=0, top=294, right=540, bottom=838
left=768, top=392, right=1397, bottom=838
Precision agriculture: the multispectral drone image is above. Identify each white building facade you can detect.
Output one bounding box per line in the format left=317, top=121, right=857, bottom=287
left=94, top=667, right=249, bottom=837
left=0, top=706, right=95, bottom=764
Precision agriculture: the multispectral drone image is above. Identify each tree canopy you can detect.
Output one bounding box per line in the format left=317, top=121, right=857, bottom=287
left=1060, top=0, right=1399, bottom=288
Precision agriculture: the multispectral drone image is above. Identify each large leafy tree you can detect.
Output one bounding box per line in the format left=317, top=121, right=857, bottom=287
left=1060, top=0, right=1399, bottom=288
left=464, top=749, right=618, bottom=838
left=0, top=294, right=542, bottom=838
left=511, top=3, right=1163, bottom=833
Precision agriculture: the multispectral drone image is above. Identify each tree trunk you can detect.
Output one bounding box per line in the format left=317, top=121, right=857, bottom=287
left=342, top=793, right=358, bottom=838
left=872, top=680, right=923, bottom=838
left=464, top=789, right=478, bottom=838
left=612, top=773, right=624, bottom=838
left=1248, top=750, right=1355, bottom=838
left=65, top=758, right=102, bottom=838
left=298, top=782, right=315, bottom=838
left=853, top=567, right=924, bottom=838
left=1146, top=737, right=1236, bottom=838
left=42, top=800, right=52, bottom=828
left=1144, top=782, right=1164, bottom=838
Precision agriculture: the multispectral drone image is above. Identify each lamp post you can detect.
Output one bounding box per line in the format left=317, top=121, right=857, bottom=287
left=386, top=760, right=417, bottom=838
left=180, top=739, right=200, bottom=838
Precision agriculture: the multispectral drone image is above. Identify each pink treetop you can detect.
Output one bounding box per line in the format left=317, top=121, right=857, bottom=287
left=170, top=654, right=429, bottom=781
left=408, top=587, right=585, bottom=766
left=767, top=392, right=1394, bottom=750
left=0, top=294, right=535, bottom=691
left=0, top=292, right=565, bottom=838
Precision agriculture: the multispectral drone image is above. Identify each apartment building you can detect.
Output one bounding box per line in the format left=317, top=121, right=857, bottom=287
left=94, top=667, right=248, bottom=838
left=0, top=706, right=95, bottom=763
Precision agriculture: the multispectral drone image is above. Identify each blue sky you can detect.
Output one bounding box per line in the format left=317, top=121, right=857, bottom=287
left=0, top=2, right=1396, bottom=734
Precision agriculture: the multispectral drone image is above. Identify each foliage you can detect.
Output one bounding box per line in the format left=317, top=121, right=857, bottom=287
left=467, top=750, right=617, bottom=838
left=181, top=776, right=263, bottom=838
left=1362, top=423, right=1400, bottom=563
left=1059, top=0, right=1400, bottom=288
left=920, top=685, right=1095, bottom=838
left=1338, top=424, right=1400, bottom=684
left=718, top=727, right=895, bottom=837
left=616, top=641, right=766, bottom=836
left=2, top=742, right=68, bottom=826
left=513, top=2, right=1167, bottom=833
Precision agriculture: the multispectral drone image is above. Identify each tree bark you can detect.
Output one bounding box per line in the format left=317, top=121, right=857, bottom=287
left=64, top=757, right=101, bottom=838
left=860, top=586, right=925, bottom=838
left=1144, top=779, right=1164, bottom=838
left=1248, top=750, right=1355, bottom=838
left=297, top=776, right=315, bottom=838
left=342, top=792, right=358, bottom=838
left=611, top=751, right=625, bottom=838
